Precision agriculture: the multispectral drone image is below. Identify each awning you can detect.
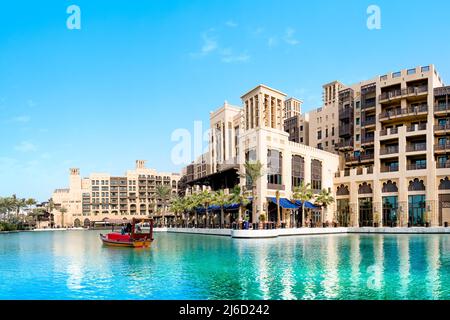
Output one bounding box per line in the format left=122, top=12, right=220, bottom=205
left=268, top=197, right=298, bottom=209
left=224, top=203, right=240, bottom=210
left=294, top=200, right=319, bottom=209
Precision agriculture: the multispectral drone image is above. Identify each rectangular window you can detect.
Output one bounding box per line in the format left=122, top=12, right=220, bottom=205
left=421, top=66, right=430, bottom=73
left=356, top=118, right=360, bottom=125
left=392, top=71, right=401, bottom=78
left=317, top=130, right=322, bottom=140
left=356, top=134, right=360, bottom=141
left=407, top=68, right=416, bottom=75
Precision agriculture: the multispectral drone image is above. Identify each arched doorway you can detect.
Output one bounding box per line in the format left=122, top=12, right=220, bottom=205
left=74, top=218, right=81, bottom=227
left=83, top=218, right=91, bottom=228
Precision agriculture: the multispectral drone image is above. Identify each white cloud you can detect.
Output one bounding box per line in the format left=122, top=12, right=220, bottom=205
left=201, top=32, right=218, bottom=55
left=283, top=27, right=300, bottom=45
left=225, top=20, right=238, bottom=28
left=12, top=115, right=31, bottom=123
left=221, top=49, right=250, bottom=63
left=14, top=141, right=38, bottom=153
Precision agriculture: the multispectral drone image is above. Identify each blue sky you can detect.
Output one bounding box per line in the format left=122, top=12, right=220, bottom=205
left=1, top=0, right=449, bottom=201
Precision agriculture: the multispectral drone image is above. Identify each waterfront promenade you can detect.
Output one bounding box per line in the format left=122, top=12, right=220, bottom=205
left=152, top=226, right=450, bottom=238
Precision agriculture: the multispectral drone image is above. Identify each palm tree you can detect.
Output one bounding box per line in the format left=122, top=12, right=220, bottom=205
left=229, top=185, right=250, bottom=226
left=197, top=190, right=213, bottom=227
left=212, top=190, right=232, bottom=228
left=314, top=189, right=335, bottom=226
left=31, top=208, right=46, bottom=229
left=59, top=207, right=68, bottom=227
left=241, top=160, right=264, bottom=223
left=170, top=196, right=185, bottom=227
left=292, top=182, right=313, bottom=227
left=184, top=193, right=200, bottom=227
left=275, top=190, right=281, bottom=228
left=47, top=199, right=55, bottom=228
left=25, top=198, right=36, bottom=212
left=155, top=185, right=171, bottom=226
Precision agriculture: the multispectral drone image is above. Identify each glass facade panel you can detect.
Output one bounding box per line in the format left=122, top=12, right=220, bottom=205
left=359, top=197, right=373, bottom=227
left=382, top=196, right=398, bottom=227
left=408, top=195, right=426, bottom=226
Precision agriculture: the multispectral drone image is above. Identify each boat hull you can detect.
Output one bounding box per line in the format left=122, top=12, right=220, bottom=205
left=100, top=234, right=152, bottom=248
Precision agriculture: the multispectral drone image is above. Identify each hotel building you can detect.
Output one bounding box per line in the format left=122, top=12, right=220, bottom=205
left=183, top=65, right=450, bottom=228
left=51, top=161, right=181, bottom=227
left=333, top=64, right=450, bottom=227
left=184, top=85, right=340, bottom=225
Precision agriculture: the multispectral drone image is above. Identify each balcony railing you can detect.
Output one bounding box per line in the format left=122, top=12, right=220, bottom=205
left=380, top=146, right=399, bottom=155
left=379, top=85, right=428, bottom=101
left=361, top=100, right=376, bottom=110
left=339, top=108, right=353, bottom=120
left=435, top=143, right=450, bottom=151
left=406, top=143, right=427, bottom=152
left=361, top=118, right=376, bottom=126
left=345, top=153, right=374, bottom=163
left=435, top=104, right=450, bottom=112
left=337, top=139, right=354, bottom=149
left=380, top=127, right=398, bottom=136
left=434, top=124, right=450, bottom=132
left=339, top=124, right=353, bottom=137
left=361, top=136, right=375, bottom=144
left=407, top=163, right=427, bottom=170
left=380, top=165, right=399, bottom=173
left=379, top=105, right=428, bottom=120
left=437, top=162, right=450, bottom=169
left=407, top=123, right=427, bottom=132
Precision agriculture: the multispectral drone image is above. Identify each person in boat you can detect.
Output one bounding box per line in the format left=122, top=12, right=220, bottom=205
left=125, top=222, right=132, bottom=234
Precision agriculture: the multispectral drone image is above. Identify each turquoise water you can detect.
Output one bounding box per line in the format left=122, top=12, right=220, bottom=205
left=0, top=230, right=449, bottom=300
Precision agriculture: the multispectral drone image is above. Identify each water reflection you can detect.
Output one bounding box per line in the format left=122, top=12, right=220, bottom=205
left=0, top=231, right=449, bottom=299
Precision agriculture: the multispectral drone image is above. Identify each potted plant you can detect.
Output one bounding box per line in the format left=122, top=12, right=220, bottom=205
left=424, top=211, right=431, bottom=228
left=373, top=210, right=380, bottom=228
left=259, top=213, right=266, bottom=230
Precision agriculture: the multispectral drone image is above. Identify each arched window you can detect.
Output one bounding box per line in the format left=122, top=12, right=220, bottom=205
left=311, top=159, right=322, bottom=191
left=439, top=177, right=450, bottom=190
left=358, top=182, right=373, bottom=194
left=408, top=178, right=425, bottom=191
left=337, top=184, right=350, bottom=196
left=267, top=149, right=283, bottom=185
left=292, top=155, right=305, bottom=187
left=382, top=180, right=398, bottom=193
left=74, top=219, right=81, bottom=227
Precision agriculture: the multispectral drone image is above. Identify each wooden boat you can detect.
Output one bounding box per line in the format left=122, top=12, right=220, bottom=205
left=100, top=218, right=154, bottom=248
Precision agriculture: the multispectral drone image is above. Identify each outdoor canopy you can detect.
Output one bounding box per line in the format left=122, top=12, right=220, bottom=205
left=294, top=200, right=319, bottom=209
left=267, top=197, right=299, bottom=209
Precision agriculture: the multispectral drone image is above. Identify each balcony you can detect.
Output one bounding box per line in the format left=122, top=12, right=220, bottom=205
left=339, top=124, right=354, bottom=137
left=380, top=165, right=399, bottom=173
left=435, top=143, right=450, bottom=153
left=339, top=108, right=353, bottom=120
left=437, top=162, right=450, bottom=169
left=407, top=163, right=427, bottom=170
left=345, top=153, right=374, bottom=164
left=406, top=142, right=427, bottom=153
left=361, top=118, right=376, bottom=127
left=407, top=123, right=427, bottom=133
left=337, top=138, right=354, bottom=150
left=434, top=104, right=450, bottom=114
left=379, top=105, right=428, bottom=121
left=380, top=127, right=398, bottom=136
left=361, top=136, right=375, bottom=146
left=380, top=146, right=399, bottom=155
left=434, top=124, right=450, bottom=135
left=379, top=85, right=428, bottom=102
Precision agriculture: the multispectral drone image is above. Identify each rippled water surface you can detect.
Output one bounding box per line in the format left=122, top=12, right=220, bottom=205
left=0, top=230, right=449, bottom=299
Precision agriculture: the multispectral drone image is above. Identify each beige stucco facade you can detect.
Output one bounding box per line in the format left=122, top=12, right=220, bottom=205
left=334, top=65, right=450, bottom=227
left=52, top=161, right=181, bottom=227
